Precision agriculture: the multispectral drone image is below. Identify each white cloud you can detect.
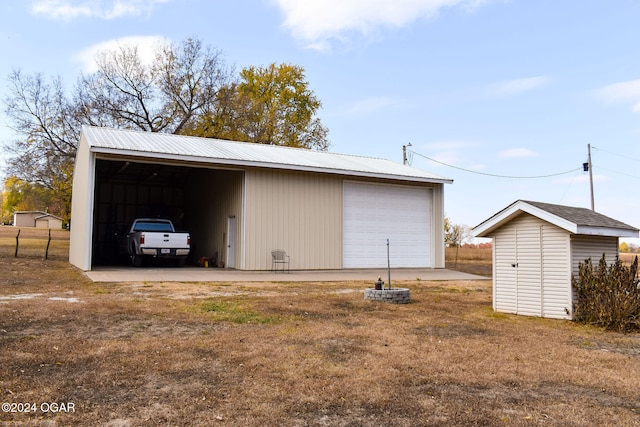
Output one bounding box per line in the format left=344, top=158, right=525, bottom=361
left=482, top=76, right=551, bottom=98
left=595, top=79, right=640, bottom=113
left=499, top=148, right=538, bottom=158
left=31, top=0, right=173, bottom=20
left=72, top=35, right=169, bottom=73
left=273, top=0, right=503, bottom=50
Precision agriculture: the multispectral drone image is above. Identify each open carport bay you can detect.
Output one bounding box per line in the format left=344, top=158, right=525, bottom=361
left=92, top=158, right=243, bottom=267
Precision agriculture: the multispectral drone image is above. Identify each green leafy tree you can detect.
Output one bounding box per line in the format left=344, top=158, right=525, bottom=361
left=195, top=63, right=329, bottom=150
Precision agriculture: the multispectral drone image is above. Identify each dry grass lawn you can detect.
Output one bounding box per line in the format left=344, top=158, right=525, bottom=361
left=0, top=226, right=638, bottom=426
left=445, top=246, right=492, bottom=277
left=619, top=252, right=639, bottom=266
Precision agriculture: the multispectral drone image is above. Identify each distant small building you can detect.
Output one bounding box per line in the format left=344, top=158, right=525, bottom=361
left=472, top=200, right=639, bottom=320
left=13, top=211, right=63, bottom=229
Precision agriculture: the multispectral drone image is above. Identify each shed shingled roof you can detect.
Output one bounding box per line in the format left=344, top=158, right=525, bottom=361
left=472, top=199, right=639, bottom=238
left=521, top=200, right=637, bottom=230
left=81, top=126, right=453, bottom=184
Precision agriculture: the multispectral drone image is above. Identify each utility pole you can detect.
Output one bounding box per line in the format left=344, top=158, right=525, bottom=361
left=402, top=142, right=412, bottom=165
left=587, top=144, right=594, bottom=211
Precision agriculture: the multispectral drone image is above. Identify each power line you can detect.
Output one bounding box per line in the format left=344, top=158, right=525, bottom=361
left=595, top=165, right=640, bottom=180
left=558, top=169, right=582, bottom=204
left=408, top=149, right=582, bottom=179
left=592, top=146, right=640, bottom=163
left=587, top=146, right=640, bottom=179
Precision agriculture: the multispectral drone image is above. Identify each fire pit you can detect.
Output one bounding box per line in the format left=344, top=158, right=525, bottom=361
left=364, top=287, right=410, bottom=304
left=363, top=240, right=410, bottom=303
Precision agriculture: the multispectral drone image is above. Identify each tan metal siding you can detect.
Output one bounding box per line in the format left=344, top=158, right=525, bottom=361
left=69, top=133, right=96, bottom=270
left=243, top=168, right=342, bottom=270
left=35, top=218, right=63, bottom=229
left=185, top=169, right=244, bottom=268
left=431, top=184, right=446, bottom=268
left=14, top=212, right=39, bottom=227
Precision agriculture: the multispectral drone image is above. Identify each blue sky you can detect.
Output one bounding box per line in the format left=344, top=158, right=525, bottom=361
left=2, top=0, right=640, bottom=240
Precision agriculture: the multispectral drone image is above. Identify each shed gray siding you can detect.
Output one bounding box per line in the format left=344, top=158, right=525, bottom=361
left=570, top=235, right=619, bottom=277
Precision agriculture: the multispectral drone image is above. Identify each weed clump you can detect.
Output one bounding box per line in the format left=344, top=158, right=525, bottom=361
left=572, top=254, right=640, bottom=332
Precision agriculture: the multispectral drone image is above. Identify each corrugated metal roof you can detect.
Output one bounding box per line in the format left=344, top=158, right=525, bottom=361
left=81, top=126, right=453, bottom=184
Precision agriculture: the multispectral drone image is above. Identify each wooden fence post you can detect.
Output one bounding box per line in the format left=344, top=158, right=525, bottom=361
left=45, top=229, right=52, bottom=259
left=14, top=229, right=20, bottom=257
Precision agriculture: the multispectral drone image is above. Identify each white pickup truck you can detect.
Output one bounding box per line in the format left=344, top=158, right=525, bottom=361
left=120, top=218, right=190, bottom=267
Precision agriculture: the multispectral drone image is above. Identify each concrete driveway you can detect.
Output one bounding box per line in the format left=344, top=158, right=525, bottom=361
left=84, top=266, right=489, bottom=283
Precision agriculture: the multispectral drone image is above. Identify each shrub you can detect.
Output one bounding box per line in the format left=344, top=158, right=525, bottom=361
left=572, top=254, right=640, bottom=332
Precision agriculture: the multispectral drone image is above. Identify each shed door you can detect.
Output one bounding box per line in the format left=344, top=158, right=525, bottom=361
left=494, top=233, right=518, bottom=314
left=494, top=221, right=543, bottom=316
left=343, top=181, right=431, bottom=268
left=515, top=225, right=543, bottom=316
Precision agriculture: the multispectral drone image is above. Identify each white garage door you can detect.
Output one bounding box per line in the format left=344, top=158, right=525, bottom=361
left=343, top=181, right=432, bottom=268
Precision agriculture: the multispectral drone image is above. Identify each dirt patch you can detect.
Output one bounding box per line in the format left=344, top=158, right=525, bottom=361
left=572, top=334, right=640, bottom=358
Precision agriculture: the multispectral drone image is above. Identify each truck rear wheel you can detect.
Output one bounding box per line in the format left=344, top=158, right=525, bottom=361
left=131, top=246, right=142, bottom=267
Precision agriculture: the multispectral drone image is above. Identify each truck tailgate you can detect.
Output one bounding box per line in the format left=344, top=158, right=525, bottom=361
left=141, top=232, right=190, bottom=250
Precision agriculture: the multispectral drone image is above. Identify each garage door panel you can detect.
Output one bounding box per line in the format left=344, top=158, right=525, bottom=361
left=343, top=182, right=431, bottom=268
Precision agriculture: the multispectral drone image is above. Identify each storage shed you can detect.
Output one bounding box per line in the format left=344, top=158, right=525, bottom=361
left=69, top=126, right=453, bottom=271
left=472, top=200, right=639, bottom=319
left=35, top=213, right=63, bottom=229
left=14, top=211, right=63, bottom=229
